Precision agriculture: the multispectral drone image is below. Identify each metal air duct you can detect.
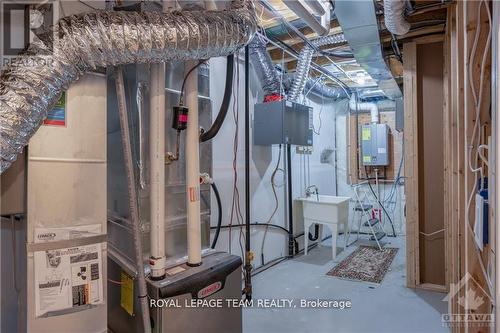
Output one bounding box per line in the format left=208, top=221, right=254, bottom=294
left=288, top=33, right=347, bottom=101
left=335, top=0, right=402, bottom=99
left=0, top=1, right=257, bottom=173
left=384, top=0, right=411, bottom=36
left=304, top=77, right=345, bottom=100
left=248, top=35, right=282, bottom=97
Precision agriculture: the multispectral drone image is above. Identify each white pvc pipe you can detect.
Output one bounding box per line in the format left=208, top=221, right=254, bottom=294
left=349, top=94, right=379, bottom=123
left=149, top=63, right=167, bottom=279
left=185, top=61, right=202, bottom=266
left=283, top=0, right=329, bottom=36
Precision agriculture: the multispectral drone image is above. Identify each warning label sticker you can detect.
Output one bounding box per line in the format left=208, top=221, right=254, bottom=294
left=34, top=225, right=103, bottom=317
left=189, top=186, right=200, bottom=202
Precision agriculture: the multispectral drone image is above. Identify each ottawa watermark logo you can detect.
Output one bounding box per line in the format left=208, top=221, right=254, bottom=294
left=1, top=0, right=57, bottom=67
left=442, top=272, right=494, bottom=328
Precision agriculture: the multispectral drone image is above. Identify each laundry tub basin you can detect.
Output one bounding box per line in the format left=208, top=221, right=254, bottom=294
left=298, top=195, right=351, bottom=258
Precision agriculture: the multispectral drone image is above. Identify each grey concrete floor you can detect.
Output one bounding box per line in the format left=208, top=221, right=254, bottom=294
left=244, top=236, right=449, bottom=333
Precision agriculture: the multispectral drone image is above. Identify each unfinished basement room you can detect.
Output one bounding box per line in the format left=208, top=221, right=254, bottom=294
left=0, top=0, right=499, bottom=332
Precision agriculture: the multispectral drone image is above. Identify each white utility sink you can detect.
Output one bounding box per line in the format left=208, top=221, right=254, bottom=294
left=298, top=195, right=351, bottom=259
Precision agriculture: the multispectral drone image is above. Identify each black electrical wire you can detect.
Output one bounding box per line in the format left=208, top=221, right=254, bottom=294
left=210, top=182, right=223, bottom=249
left=179, top=59, right=207, bottom=105
left=210, top=222, right=290, bottom=235
left=200, top=55, right=234, bottom=142
left=367, top=181, right=397, bottom=237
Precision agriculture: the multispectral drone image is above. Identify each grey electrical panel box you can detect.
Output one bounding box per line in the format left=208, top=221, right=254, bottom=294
left=361, top=123, right=390, bottom=166
left=253, top=100, right=313, bottom=146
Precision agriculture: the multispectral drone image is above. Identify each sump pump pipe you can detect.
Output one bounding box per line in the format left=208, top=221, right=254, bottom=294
left=0, top=1, right=257, bottom=173
left=185, top=61, right=202, bottom=266
left=349, top=94, right=379, bottom=124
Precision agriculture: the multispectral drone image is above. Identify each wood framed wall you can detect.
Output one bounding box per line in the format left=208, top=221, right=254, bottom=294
left=405, top=2, right=494, bottom=330
left=404, top=35, right=448, bottom=292
left=447, top=2, right=494, bottom=331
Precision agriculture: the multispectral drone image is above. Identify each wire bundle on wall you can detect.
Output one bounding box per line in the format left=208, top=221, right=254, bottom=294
left=464, top=0, right=493, bottom=298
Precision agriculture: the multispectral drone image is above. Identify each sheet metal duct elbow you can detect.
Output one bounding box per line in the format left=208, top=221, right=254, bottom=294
left=288, top=33, right=346, bottom=102
left=383, top=0, right=411, bottom=36
left=0, top=1, right=257, bottom=173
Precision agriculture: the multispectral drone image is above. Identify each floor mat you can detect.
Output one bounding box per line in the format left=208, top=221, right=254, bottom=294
left=327, top=246, right=398, bottom=283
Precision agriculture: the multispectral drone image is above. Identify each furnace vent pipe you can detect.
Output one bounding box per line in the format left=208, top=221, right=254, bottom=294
left=349, top=94, right=379, bottom=123
left=289, top=33, right=347, bottom=102
left=0, top=1, right=257, bottom=173
left=185, top=61, right=202, bottom=266
left=384, top=0, right=411, bottom=36
left=149, top=63, right=167, bottom=280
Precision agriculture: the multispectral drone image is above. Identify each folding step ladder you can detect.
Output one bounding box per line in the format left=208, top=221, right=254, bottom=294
left=346, top=183, right=385, bottom=250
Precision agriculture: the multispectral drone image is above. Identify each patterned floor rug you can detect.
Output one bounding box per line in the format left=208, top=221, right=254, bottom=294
left=327, top=246, right=398, bottom=284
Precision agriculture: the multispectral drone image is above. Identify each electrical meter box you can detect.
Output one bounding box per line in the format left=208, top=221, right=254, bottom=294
left=361, top=123, right=390, bottom=166
left=253, top=100, right=313, bottom=146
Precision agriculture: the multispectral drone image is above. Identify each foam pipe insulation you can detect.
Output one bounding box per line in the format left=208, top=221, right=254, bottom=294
left=288, top=33, right=347, bottom=102
left=0, top=1, right=257, bottom=173
left=384, top=0, right=411, bottom=36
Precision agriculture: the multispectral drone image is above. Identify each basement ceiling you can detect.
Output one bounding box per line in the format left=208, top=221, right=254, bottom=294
left=255, top=0, right=449, bottom=91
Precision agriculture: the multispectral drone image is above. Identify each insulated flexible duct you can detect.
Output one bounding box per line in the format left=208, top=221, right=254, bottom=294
left=248, top=35, right=282, bottom=97
left=384, top=0, right=411, bottom=36
left=288, top=33, right=346, bottom=101
left=248, top=35, right=346, bottom=102
left=0, top=1, right=257, bottom=173
left=304, top=77, right=345, bottom=100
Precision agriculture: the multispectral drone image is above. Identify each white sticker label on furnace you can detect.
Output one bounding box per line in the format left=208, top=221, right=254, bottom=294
left=378, top=148, right=387, bottom=154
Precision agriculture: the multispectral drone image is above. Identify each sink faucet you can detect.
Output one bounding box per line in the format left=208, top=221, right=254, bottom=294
left=305, top=185, right=319, bottom=201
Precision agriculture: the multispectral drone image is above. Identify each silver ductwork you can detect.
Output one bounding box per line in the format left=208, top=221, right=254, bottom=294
left=0, top=1, right=257, bottom=173
left=384, top=0, right=411, bottom=36
left=288, top=33, right=346, bottom=102
left=335, top=0, right=402, bottom=99
left=248, top=35, right=282, bottom=97
left=304, top=77, right=345, bottom=100
left=248, top=35, right=346, bottom=102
